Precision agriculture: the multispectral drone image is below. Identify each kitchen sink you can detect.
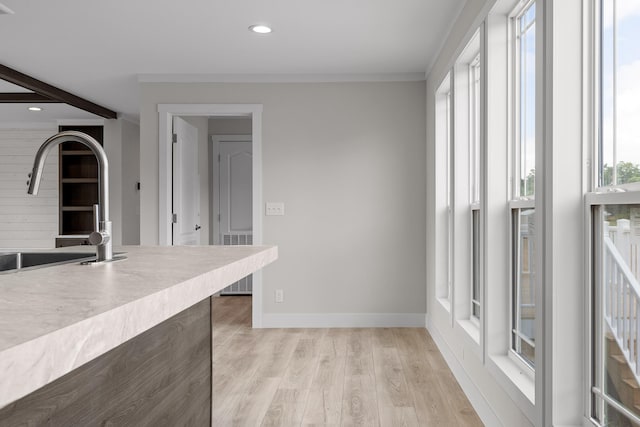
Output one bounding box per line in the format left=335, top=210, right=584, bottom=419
left=0, top=252, right=99, bottom=273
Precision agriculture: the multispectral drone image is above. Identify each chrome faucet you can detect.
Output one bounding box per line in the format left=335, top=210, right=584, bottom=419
left=27, top=131, right=113, bottom=262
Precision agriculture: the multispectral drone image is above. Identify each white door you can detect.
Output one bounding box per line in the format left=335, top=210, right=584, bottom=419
left=214, top=135, right=253, bottom=294
left=217, top=137, right=253, bottom=244
left=172, top=117, right=201, bottom=245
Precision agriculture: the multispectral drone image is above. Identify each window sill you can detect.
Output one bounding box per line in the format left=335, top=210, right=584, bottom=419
left=488, top=354, right=536, bottom=422
left=458, top=319, right=480, bottom=345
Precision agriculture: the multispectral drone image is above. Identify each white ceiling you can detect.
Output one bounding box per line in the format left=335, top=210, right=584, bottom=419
left=0, top=0, right=465, bottom=121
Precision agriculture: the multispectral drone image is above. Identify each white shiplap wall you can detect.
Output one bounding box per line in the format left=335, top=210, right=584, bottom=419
left=0, top=127, right=58, bottom=249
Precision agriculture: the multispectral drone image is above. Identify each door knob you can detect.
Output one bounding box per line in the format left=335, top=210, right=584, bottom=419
left=195, top=225, right=201, bottom=230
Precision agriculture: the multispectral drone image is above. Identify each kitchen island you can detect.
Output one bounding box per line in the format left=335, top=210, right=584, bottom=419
left=0, top=245, right=277, bottom=425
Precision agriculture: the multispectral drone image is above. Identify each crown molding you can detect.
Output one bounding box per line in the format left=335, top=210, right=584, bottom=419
left=138, top=73, right=426, bottom=84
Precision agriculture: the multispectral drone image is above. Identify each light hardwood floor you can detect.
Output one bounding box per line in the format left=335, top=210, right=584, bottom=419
left=212, top=296, right=483, bottom=427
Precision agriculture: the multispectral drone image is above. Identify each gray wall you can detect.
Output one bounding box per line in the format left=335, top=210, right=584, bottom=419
left=121, top=120, right=140, bottom=245
left=140, top=81, right=426, bottom=318
left=105, top=118, right=141, bottom=246
left=208, top=118, right=252, bottom=135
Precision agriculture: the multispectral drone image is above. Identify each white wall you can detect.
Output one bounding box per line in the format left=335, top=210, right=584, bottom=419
left=0, top=126, right=58, bottom=248
left=121, top=120, right=140, bottom=245
left=140, top=81, right=426, bottom=322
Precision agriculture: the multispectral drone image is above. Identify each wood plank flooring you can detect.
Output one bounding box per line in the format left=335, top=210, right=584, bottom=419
left=212, top=296, right=483, bottom=427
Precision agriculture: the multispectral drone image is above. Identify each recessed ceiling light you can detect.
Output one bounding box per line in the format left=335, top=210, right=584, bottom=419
left=28, top=107, right=42, bottom=112
left=249, top=24, right=272, bottom=34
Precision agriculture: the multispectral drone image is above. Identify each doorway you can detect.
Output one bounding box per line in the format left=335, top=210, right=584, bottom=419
left=157, top=104, right=263, bottom=328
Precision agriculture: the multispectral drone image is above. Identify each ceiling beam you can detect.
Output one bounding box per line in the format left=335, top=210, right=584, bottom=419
left=0, top=92, right=61, bottom=103
left=0, top=63, right=117, bottom=119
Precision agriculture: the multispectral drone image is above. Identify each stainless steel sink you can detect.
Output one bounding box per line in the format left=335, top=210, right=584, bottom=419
left=0, top=252, right=98, bottom=273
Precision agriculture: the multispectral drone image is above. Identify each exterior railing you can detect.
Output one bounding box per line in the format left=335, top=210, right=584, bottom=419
left=604, top=220, right=640, bottom=386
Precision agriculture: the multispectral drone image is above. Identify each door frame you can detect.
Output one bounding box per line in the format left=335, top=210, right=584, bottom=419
left=158, top=104, right=264, bottom=328
left=211, top=134, right=252, bottom=245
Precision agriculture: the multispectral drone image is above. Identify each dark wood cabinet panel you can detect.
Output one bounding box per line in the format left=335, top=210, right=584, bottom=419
left=0, top=298, right=212, bottom=427
left=55, top=236, right=91, bottom=247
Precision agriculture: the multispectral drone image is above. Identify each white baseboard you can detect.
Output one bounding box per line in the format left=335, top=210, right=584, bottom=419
left=261, top=312, right=426, bottom=328
left=426, top=322, right=503, bottom=427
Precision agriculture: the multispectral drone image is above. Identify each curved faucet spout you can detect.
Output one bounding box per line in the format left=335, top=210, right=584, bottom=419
left=28, top=131, right=112, bottom=262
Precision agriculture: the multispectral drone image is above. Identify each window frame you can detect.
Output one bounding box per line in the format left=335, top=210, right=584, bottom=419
left=508, top=0, right=537, bottom=375
left=470, top=53, right=482, bottom=206
left=587, top=0, right=640, bottom=424
left=511, top=0, right=537, bottom=201
left=452, top=29, right=482, bottom=330
left=435, top=72, right=454, bottom=308
left=594, top=0, right=640, bottom=192
left=471, top=204, right=481, bottom=323
left=469, top=52, right=482, bottom=323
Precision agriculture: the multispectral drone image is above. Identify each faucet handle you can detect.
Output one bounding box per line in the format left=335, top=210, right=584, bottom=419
left=89, top=230, right=110, bottom=246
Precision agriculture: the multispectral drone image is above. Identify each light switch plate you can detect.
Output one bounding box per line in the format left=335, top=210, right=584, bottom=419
left=266, top=202, right=285, bottom=216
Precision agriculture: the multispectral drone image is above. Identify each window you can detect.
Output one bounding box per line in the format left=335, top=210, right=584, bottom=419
left=599, top=0, right=640, bottom=187
left=470, top=54, right=482, bottom=321
left=471, top=208, right=481, bottom=319
left=452, top=29, right=481, bottom=325
left=510, top=0, right=536, bottom=369
left=470, top=55, right=482, bottom=206
left=590, top=1, right=640, bottom=425
left=436, top=73, right=454, bottom=304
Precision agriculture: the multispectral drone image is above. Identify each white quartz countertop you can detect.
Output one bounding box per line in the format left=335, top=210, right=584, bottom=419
left=0, top=245, right=278, bottom=409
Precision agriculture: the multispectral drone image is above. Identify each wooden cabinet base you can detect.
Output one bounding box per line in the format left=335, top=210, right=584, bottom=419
left=0, top=298, right=212, bottom=426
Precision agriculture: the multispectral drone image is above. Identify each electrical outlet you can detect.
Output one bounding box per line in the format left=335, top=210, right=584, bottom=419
left=275, top=289, right=284, bottom=303
left=266, top=202, right=285, bottom=216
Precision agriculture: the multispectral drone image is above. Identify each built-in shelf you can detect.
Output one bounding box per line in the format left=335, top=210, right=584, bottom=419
left=61, top=178, right=98, bottom=184
left=61, top=151, right=97, bottom=156
left=61, top=206, right=93, bottom=212
left=57, top=125, right=103, bottom=245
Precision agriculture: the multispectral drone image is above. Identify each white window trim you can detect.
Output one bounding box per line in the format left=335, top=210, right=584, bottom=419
left=447, top=88, right=454, bottom=307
